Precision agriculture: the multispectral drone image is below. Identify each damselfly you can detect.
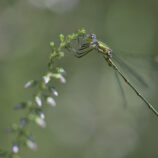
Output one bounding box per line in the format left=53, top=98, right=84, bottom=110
left=67, top=33, right=158, bottom=116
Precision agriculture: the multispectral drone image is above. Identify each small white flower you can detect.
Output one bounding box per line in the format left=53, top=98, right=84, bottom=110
left=27, top=140, right=37, bottom=150
left=35, top=96, right=42, bottom=107
left=35, top=117, right=46, bottom=128
left=58, top=74, right=66, bottom=83
left=47, top=97, right=56, bottom=107
left=24, top=81, right=32, bottom=88
left=43, top=75, right=50, bottom=84
left=52, top=73, right=66, bottom=83
left=58, top=68, right=66, bottom=74
left=51, top=88, right=59, bottom=96
left=24, top=80, right=36, bottom=88
left=39, top=111, right=45, bottom=119
left=12, top=144, right=19, bottom=153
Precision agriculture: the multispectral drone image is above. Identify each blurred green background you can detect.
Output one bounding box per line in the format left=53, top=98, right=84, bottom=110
left=0, top=0, right=158, bottom=157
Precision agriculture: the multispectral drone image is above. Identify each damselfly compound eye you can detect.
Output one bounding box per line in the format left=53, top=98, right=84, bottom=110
left=90, top=34, right=96, bottom=39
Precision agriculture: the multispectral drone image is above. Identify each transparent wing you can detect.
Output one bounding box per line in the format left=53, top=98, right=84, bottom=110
left=112, top=52, right=149, bottom=88
left=104, top=57, right=158, bottom=116
left=112, top=51, right=158, bottom=71
left=114, top=71, right=127, bottom=108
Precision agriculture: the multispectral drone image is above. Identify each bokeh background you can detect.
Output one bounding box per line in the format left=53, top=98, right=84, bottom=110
left=0, top=0, right=158, bottom=158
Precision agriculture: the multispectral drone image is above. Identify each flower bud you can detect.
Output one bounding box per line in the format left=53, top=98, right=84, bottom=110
left=50, top=42, right=55, bottom=50
left=59, top=34, right=64, bottom=42
left=38, top=111, right=45, bottom=119
left=35, top=117, right=46, bottom=128
left=47, top=97, right=56, bottom=107
left=35, top=96, right=42, bottom=107
left=56, top=67, right=66, bottom=74
left=14, top=102, right=27, bottom=110
left=27, top=137, right=37, bottom=150
left=24, top=80, right=37, bottom=88
left=51, top=88, right=58, bottom=96
left=43, top=75, right=50, bottom=84
left=20, top=119, right=27, bottom=128
left=12, top=144, right=19, bottom=154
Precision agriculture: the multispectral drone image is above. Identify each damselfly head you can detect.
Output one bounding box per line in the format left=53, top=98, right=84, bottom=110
left=89, top=34, right=96, bottom=39
left=86, top=34, right=97, bottom=43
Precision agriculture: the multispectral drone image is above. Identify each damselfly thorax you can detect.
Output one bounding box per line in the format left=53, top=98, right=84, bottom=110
left=88, top=34, right=112, bottom=59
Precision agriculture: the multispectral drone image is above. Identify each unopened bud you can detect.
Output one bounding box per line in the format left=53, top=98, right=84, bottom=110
left=12, top=144, right=19, bottom=153
left=51, top=88, right=59, bottom=96
left=24, top=80, right=37, bottom=88
left=35, top=96, right=42, bottom=107
left=47, top=97, right=56, bottom=107
left=35, top=117, right=46, bottom=128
